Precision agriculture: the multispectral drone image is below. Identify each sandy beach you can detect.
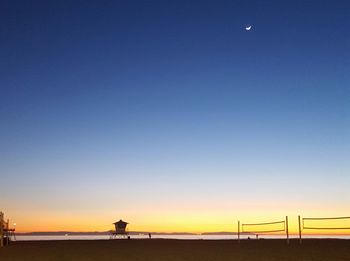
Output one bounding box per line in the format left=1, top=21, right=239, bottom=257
left=1, top=239, right=349, bottom=261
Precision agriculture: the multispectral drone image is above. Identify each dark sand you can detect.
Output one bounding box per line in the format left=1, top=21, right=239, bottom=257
left=1, top=239, right=350, bottom=261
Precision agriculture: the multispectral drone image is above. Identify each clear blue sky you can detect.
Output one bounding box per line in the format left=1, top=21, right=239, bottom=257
left=0, top=0, right=349, bottom=232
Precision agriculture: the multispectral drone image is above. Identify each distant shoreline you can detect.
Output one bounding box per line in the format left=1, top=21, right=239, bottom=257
left=15, top=231, right=350, bottom=236
left=16, top=231, right=241, bottom=236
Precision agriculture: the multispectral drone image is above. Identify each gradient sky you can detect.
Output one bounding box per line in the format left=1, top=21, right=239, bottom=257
left=1, top=0, right=349, bottom=233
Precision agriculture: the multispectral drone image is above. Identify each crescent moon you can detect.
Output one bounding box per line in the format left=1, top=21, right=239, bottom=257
left=245, top=25, right=252, bottom=31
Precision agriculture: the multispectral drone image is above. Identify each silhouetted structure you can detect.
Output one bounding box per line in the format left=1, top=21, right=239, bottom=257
left=0, top=212, right=16, bottom=247
left=110, top=219, right=129, bottom=239
left=238, top=216, right=289, bottom=244
left=298, top=215, right=350, bottom=244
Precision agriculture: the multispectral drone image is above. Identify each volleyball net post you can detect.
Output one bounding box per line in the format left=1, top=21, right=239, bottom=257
left=0, top=212, right=4, bottom=247
left=286, top=216, right=289, bottom=244
left=298, top=215, right=302, bottom=244
left=237, top=221, right=240, bottom=243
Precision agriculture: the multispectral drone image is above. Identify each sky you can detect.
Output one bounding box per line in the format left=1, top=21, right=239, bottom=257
left=0, top=0, right=349, bottom=233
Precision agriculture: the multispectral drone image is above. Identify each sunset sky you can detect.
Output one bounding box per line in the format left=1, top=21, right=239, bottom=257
left=1, top=0, right=349, bottom=234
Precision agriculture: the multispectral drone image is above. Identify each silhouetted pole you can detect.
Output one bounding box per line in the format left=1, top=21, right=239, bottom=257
left=238, top=221, right=240, bottom=243
left=298, top=215, right=302, bottom=244
left=286, top=216, right=289, bottom=245
left=0, top=212, right=4, bottom=247
left=7, top=219, right=9, bottom=242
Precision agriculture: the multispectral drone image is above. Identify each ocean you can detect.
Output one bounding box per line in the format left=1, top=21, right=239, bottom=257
left=15, top=234, right=350, bottom=241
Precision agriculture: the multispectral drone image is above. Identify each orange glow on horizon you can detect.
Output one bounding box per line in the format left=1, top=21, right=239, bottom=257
left=4, top=199, right=350, bottom=234
left=9, top=213, right=350, bottom=235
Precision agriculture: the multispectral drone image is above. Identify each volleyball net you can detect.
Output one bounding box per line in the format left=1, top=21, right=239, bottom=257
left=298, top=215, right=350, bottom=243
left=238, top=216, right=289, bottom=243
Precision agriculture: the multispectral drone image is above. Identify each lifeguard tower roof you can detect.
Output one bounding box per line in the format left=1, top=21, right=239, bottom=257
left=113, top=219, right=128, bottom=225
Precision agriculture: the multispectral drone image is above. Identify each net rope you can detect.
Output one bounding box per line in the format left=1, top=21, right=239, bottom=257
left=242, top=220, right=285, bottom=233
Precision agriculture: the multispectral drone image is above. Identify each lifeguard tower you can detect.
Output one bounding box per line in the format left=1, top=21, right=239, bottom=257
left=0, top=212, right=16, bottom=247
left=110, top=219, right=129, bottom=239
